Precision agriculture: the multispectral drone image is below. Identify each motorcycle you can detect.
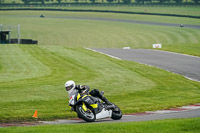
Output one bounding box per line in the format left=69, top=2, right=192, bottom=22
left=69, top=91, right=122, bottom=122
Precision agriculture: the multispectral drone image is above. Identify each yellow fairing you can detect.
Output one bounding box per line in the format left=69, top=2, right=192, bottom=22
left=77, top=93, right=81, bottom=100
left=82, top=102, right=87, bottom=111
left=82, top=94, right=92, bottom=99
left=90, top=104, right=98, bottom=108
left=78, top=94, right=98, bottom=110
left=82, top=95, right=88, bottom=99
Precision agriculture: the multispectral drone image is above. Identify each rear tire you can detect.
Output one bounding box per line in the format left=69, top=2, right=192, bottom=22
left=111, top=106, right=122, bottom=120
left=76, top=104, right=96, bottom=122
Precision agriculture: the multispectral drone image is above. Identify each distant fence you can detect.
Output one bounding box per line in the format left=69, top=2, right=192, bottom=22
left=0, top=3, right=200, bottom=8
left=1, top=8, right=200, bottom=19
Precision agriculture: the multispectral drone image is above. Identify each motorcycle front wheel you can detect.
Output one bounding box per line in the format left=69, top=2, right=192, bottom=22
left=76, top=104, right=96, bottom=122
left=111, top=106, right=122, bottom=120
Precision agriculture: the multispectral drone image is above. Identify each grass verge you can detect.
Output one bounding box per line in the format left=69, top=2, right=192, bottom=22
left=0, top=117, right=200, bottom=133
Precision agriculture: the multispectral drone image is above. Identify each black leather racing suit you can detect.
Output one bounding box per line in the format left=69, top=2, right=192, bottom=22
left=75, top=85, right=112, bottom=105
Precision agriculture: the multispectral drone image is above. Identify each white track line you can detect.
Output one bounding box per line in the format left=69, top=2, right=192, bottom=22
left=84, top=48, right=122, bottom=60
left=151, top=49, right=200, bottom=59
left=127, top=104, right=200, bottom=115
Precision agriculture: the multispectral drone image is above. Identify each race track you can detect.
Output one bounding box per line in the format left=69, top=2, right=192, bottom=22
left=1, top=104, right=200, bottom=127
left=91, top=48, right=200, bottom=82
left=42, top=105, right=200, bottom=125
left=47, top=16, right=200, bottom=29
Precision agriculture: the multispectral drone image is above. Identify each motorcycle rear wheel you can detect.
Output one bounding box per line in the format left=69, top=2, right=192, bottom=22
left=76, top=104, right=96, bottom=122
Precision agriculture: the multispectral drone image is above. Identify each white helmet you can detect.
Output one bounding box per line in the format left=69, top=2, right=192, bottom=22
left=65, top=80, right=75, bottom=92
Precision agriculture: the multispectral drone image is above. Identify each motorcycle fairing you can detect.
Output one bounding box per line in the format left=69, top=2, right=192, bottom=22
left=96, top=108, right=112, bottom=120
left=75, top=94, right=98, bottom=111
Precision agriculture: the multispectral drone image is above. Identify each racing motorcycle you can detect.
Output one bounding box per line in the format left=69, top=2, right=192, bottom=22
left=69, top=91, right=122, bottom=122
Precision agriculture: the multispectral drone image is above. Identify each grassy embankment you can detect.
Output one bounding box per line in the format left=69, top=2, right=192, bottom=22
left=0, top=10, right=200, bottom=132
left=1, top=44, right=200, bottom=122
left=1, top=11, right=200, bottom=55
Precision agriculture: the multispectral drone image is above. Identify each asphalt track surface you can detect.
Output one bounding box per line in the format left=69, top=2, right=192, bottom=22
left=47, top=16, right=200, bottom=29
left=42, top=108, right=200, bottom=125
left=91, top=48, right=200, bottom=82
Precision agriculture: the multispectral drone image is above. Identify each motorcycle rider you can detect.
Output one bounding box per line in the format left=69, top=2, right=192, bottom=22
left=65, top=80, right=113, bottom=105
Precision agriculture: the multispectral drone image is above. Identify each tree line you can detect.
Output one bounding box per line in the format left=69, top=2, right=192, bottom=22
left=1, top=0, right=199, bottom=4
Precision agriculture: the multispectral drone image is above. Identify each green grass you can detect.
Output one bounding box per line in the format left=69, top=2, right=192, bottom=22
left=0, top=10, right=200, bottom=130
left=0, top=45, right=200, bottom=123
left=1, top=3, right=200, bottom=17
left=50, top=6, right=200, bottom=17
left=1, top=11, right=200, bottom=55
left=1, top=117, right=200, bottom=133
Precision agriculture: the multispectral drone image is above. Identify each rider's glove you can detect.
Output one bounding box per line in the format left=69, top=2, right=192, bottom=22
left=78, top=85, right=90, bottom=94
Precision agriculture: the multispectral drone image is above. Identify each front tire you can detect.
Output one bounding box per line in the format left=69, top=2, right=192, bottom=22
left=111, top=106, right=122, bottom=120
left=76, top=104, right=96, bottom=122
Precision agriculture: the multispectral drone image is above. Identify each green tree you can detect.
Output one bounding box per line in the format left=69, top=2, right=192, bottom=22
left=30, top=0, right=45, bottom=4
left=153, top=0, right=170, bottom=3
left=172, top=0, right=183, bottom=3
left=192, top=0, right=199, bottom=3
left=22, top=0, right=31, bottom=4
left=90, top=0, right=96, bottom=3
left=57, top=0, right=62, bottom=3
left=0, top=0, right=4, bottom=4
left=158, top=0, right=165, bottom=3
left=40, top=0, right=45, bottom=4
left=135, top=0, right=145, bottom=3
left=122, top=0, right=131, bottom=4
left=107, top=0, right=114, bottom=3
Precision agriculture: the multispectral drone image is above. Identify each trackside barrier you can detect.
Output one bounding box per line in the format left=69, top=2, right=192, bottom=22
left=0, top=3, right=200, bottom=8
left=0, top=8, right=200, bottom=19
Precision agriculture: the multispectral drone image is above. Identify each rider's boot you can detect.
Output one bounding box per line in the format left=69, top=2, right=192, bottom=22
left=101, top=96, right=113, bottom=105
left=101, top=96, right=116, bottom=109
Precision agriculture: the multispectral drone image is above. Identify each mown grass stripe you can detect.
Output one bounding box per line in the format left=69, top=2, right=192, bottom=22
left=0, top=45, right=50, bottom=82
